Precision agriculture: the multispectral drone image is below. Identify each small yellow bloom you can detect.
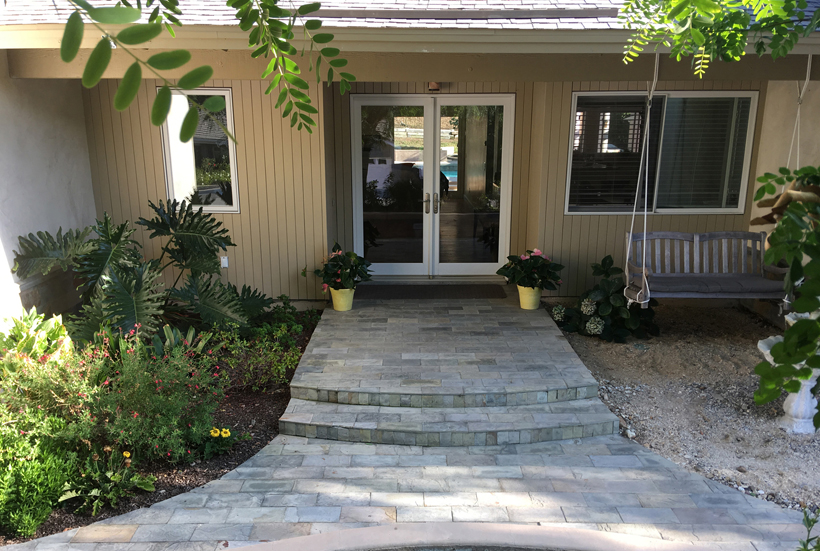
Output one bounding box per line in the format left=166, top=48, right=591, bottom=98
left=221, top=428, right=230, bottom=438
left=122, top=451, right=131, bottom=458
left=210, top=428, right=220, bottom=437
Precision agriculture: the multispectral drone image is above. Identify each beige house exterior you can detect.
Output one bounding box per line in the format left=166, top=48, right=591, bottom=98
left=1, top=2, right=820, bottom=311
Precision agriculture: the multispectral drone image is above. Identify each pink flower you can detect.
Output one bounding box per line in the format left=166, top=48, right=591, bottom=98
left=557, top=280, right=563, bottom=284
left=336, top=278, right=341, bottom=283
left=322, top=283, right=329, bottom=293
left=532, top=248, right=542, bottom=256
left=520, top=254, right=530, bottom=260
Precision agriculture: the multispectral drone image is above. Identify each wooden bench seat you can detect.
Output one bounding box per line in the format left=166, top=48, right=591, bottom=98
left=625, top=231, right=787, bottom=302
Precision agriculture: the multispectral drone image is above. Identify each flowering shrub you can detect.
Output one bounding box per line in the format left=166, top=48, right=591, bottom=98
left=309, top=242, right=372, bottom=292
left=553, top=255, right=659, bottom=342
left=0, top=308, right=73, bottom=378
left=216, top=322, right=301, bottom=392
left=203, top=426, right=248, bottom=459
left=59, top=447, right=155, bottom=516
left=496, top=248, right=564, bottom=290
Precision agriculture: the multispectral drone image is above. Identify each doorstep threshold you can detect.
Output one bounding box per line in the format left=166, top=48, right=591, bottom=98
left=362, top=275, right=506, bottom=286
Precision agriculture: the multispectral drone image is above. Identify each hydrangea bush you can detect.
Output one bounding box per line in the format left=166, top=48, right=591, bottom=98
left=553, top=255, right=659, bottom=342
left=496, top=248, right=564, bottom=290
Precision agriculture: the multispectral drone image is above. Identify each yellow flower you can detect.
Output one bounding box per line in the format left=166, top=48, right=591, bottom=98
left=221, top=428, right=230, bottom=438
left=210, top=428, right=220, bottom=437
left=122, top=451, right=131, bottom=458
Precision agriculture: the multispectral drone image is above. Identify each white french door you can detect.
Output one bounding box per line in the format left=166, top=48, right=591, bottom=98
left=351, top=94, right=515, bottom=277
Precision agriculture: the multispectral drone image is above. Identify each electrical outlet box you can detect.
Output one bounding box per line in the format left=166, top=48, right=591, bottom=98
left=220, top=256, right=229, bottom=269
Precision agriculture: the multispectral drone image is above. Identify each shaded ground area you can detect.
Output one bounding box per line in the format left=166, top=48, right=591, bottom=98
left=562, top=303, right=820, bottom=511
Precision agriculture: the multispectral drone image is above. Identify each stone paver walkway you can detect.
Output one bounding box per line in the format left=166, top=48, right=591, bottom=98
left=9, top=293, right=806, bottom=551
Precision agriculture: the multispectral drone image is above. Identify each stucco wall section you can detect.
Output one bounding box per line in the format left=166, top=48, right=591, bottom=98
left=751, top=80, right=820, bottom=234
left=0, top=50, right=96, bottom=319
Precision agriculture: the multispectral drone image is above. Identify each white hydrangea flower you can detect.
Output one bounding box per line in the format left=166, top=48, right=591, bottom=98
left=585, top=316, right=605, bottom=335
left=580, top=298, right=597, bottom=316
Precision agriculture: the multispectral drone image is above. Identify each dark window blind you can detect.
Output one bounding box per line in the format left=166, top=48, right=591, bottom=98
left=568, top=96, right=664, bottom=212
left=655, top=97, right=751, bottom=209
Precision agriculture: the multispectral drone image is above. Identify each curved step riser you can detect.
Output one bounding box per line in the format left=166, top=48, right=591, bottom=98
left=278, top=419, right=618, bottom=447
left=291, top=385, right=599, bottom=408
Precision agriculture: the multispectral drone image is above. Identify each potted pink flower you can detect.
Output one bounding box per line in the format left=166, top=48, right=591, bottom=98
left=309, top=243, right=372, bottom=311
left=496, top=248, right=564, bottom=310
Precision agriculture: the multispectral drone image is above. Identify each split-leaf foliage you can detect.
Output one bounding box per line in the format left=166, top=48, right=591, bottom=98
left=60, top=0, right=353, bottom=139
left=12, top=200, right=272, bottom=342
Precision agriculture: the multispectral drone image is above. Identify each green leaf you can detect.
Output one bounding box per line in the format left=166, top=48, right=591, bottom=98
left=61, top=11, right=84, bottom=63
left=298, top=2, right=321, bottom=15
left=283, top=57, right=301, bottom=74
left=170, top=274, right=248, bottom=326
left=13, top=227, right=93, bottom=280
left=75, top=213, right=142, bottom=301
left=312, top=33, right=334, bottom=44
left=103, top=262, right=164, bottom=335
left=295, top=101, right=318, bottom=114
left=275, top=88, right=288, bottom=108
left=305, top=19, right=322, bottom=30
left=339, top=72, right=356, bottom=82
left=202, top=95, right=226, bottom=112
left=179, top=105, right=200, bottom=143
left=136, top=199, right=235, bottom=274
left=87, top=6, right=142, bottom=24
left=227, top=283, right=274, bottom=320
left=177, top=65, right=214, bottom=90
left=151, top=85, right=172, bottom=126
left=793, top=296, right=820, bottom=313
left=598, top=302, right=613, bottom=316
left=117, top=23, right=163, bottom=45
left=82, top=39, right=112, bottom=88
left=114, top=62, right=142, bottom=111
left=329, top=58, right=348, bottom=68
left=147, top=50, right=191, bottom=70
left=320, top=47, right=340, bottom=57
left=691, top=27, right=706, bottom=45
left=284, top=73, right=309, bottom=90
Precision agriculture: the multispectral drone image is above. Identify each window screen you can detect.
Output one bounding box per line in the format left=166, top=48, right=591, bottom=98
left=655, top=97, right=751, bottom=209
left=568, top=96, right=664, bottom=212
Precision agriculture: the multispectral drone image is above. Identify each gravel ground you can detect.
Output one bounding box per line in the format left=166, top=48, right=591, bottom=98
left=559, top=302, right=820, bottom=512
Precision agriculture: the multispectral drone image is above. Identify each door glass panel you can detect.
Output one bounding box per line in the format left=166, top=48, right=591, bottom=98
left=438, top=105, right=504, bottom=264
left=360, top=105, right=425, bottom=263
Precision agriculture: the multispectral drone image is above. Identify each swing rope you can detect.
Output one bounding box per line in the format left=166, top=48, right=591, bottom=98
left=624, top=53, right=660, bottom=306
left=786, top=54, right=813, bottom=172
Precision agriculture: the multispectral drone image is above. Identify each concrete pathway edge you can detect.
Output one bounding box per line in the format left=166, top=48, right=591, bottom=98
left=241, top=522, right=754, bottom=551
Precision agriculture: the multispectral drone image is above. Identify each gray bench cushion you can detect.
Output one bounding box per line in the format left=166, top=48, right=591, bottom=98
left=648, top=275, right=784, bottom=295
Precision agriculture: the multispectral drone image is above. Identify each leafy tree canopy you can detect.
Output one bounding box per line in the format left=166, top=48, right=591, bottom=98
left=620, top=0, right=820, bottom=76
left=59, top=0, right=354, bottom=137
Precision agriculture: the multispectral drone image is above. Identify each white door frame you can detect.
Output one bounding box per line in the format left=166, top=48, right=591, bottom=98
left=350, top=93, right=515, bottom=277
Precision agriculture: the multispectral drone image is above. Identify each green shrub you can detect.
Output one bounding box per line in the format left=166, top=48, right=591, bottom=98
left=59, top=448, right=155, bottom=516
left=553, top=255, right=659, bottom=342
left=0, top=308, right=73, bottom=377
left=216, top=322, right=301, bottom=392
left=0, top=407, right=77, bottom=537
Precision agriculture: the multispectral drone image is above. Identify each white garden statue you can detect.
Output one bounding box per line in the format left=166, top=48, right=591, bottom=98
left=757, top=312, right=820, bottom=434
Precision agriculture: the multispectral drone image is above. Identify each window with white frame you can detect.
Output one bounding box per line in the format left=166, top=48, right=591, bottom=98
left=566, top=92, right=756, bottom=214
left=161, top=88, right=239, bottom=213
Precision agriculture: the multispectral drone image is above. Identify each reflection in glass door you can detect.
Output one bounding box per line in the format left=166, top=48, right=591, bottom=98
left=437, top=104, right=505, bottom=267
left=352, top=95, right=514, bottom=277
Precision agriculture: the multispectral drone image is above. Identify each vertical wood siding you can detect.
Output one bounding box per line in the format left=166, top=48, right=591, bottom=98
left=324, top=80, right=762, bottom=296
left=83, top=79, right=327, bottom=300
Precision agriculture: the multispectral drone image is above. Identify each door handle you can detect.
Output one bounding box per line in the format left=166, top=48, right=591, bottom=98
left=433, top=193, right=439, bottom=214
left=423, top=193, right=431, bottom=214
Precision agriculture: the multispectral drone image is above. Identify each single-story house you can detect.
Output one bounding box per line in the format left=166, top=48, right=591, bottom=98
left=1, top=0, right=819, bottom=317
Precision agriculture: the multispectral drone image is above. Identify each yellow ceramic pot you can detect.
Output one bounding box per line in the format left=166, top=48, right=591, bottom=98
left=517, top=285, right=542, bottom=310
left=330, top=288, right=355, bottom=311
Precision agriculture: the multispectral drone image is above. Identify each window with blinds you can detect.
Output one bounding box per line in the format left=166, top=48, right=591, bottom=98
left=566, top=93, right=755, bottom=213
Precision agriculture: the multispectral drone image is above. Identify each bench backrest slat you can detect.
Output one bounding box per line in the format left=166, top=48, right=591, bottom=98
left=627, top=231, right=767, bottom=276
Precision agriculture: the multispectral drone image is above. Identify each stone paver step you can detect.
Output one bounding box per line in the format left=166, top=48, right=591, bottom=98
left=290, top=378, right=599, bottom=408
left=278, top=398, right=619, bottom=446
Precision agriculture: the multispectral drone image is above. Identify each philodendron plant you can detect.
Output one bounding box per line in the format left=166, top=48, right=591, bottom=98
left=751, top=166, right=820, bottom=424
left=309, top=243, right=372, bottom=292
left=496, top=248, right=564, bottom=290
left=12, top=200, right=273, bottom=341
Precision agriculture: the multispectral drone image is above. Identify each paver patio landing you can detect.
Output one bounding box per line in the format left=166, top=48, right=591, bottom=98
left=9, top=293, right=805, bottom=551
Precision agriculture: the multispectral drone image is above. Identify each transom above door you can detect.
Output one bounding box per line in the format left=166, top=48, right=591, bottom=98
left=351, top=94, right=515, bottom=277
